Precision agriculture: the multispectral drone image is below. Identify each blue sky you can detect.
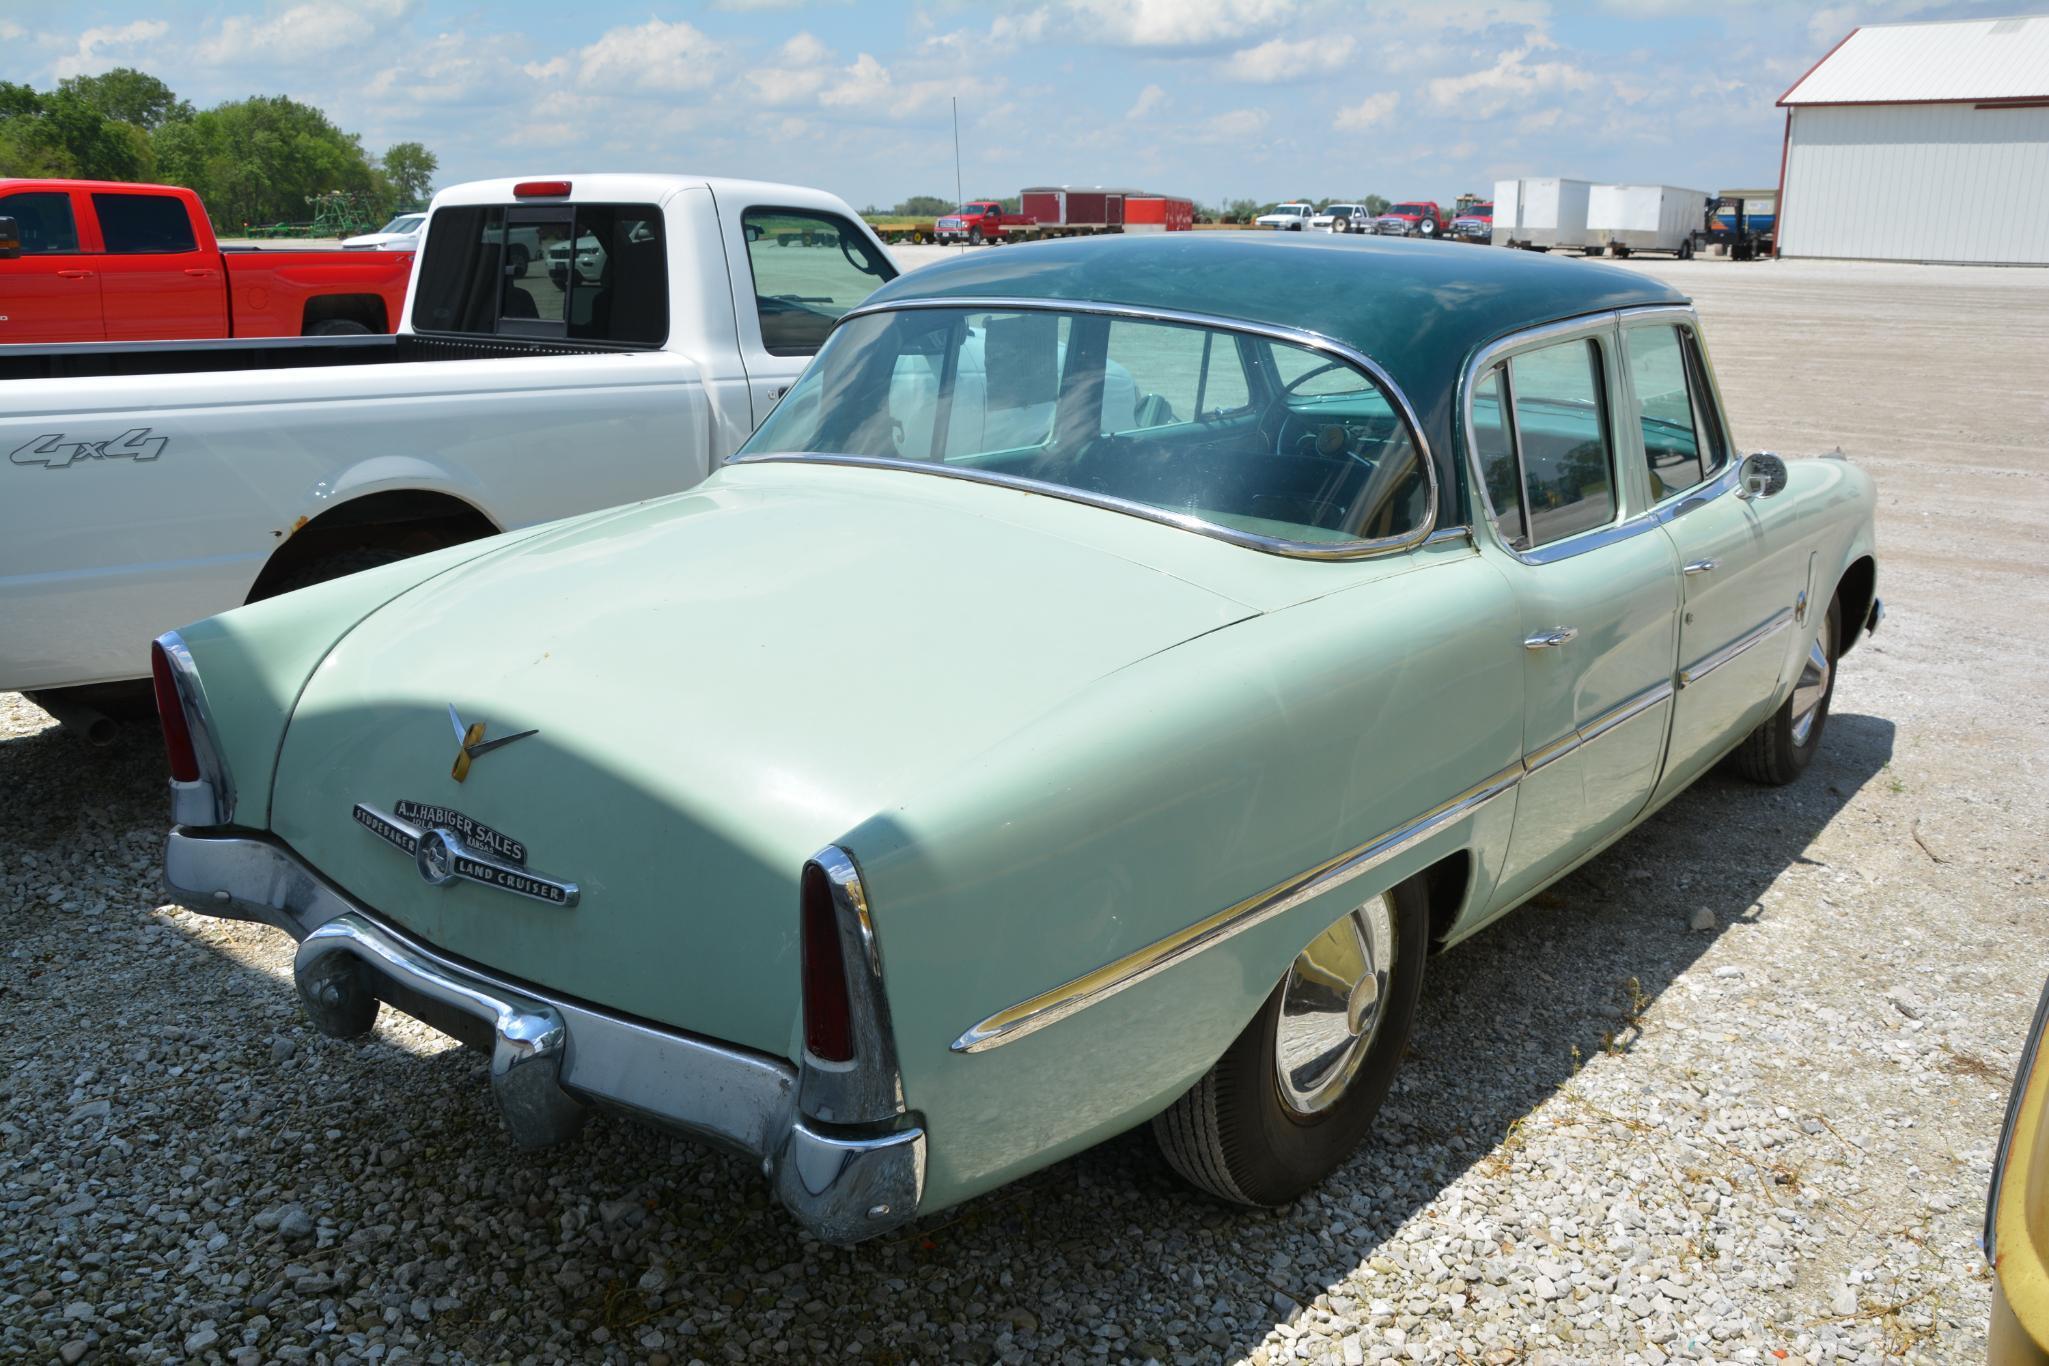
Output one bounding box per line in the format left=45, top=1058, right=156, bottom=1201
left=3, top=1, right=2023, bottom=208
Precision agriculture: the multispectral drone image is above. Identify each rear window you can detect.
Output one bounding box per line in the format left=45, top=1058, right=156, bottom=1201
left=410, top=203, right=668, bottom=347
left=93, top=193, right=197, bottom=254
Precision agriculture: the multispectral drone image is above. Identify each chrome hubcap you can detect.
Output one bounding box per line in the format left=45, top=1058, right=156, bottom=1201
left=1790, top=613, right=1835, bottom=746
left=1274, top=895, right=1396, bottom=1117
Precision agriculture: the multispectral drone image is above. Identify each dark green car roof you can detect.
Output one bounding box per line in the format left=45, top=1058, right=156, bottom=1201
left=862, top=233, right=1689, bottom=524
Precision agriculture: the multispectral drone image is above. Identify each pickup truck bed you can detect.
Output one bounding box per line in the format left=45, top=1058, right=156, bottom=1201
left=0, top=333, right=615, bottom=382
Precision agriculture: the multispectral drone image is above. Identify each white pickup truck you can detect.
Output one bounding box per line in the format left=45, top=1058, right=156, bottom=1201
left=1, top=174, right=897, bottom=728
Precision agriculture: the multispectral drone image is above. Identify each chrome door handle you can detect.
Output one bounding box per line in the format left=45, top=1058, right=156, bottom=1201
left=1683, top=558, right=1720, bottom=575
left=1523, top=627, right=1579, bottom=650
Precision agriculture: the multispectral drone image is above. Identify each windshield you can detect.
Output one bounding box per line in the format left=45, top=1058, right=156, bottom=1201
left=1392, top=204, right=1431, bottom=216
left=379, top=215, right=423, bottom=234
left=739, top=307, right=1430, bottom=549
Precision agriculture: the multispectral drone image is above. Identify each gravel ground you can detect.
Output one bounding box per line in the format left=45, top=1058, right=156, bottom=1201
left=4, top=253, right=2046, bottom=1364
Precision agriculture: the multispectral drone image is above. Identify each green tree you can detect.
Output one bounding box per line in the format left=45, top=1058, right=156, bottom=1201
left=153, top=95, right=379, bottom=227
left=1222, top=198, right=1261, bottom=224
left=380, top=141, right=437, bottom=208
left=59, top=67, right=192, bottom=129
left=1363, top=194, right=1391, bottom=215
left=0, top=83, right=154, bottom=180
left=894, top=195, right=954, bottom=217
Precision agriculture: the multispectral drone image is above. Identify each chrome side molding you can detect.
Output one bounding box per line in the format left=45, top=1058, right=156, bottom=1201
left=1678, top=607, right=1795, bottom=688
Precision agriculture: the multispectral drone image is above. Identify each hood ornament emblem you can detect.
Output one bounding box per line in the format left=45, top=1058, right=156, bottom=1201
left=448, top=704, right=537, bottom=783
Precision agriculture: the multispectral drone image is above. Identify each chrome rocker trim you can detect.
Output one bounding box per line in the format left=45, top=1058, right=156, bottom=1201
left=163, top=829, right=925, bottom=1245
left=1678, top=607, right=1794, bottom=688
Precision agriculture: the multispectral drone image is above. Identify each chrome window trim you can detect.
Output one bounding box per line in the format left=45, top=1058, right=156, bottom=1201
left=952, top=760, right=1525, bottom=1053
left=1677, top=607, right=1794, bottom=687
left=953, top=674, right=1682, bottom=1056
left=733, top=296, right=1439, bottom=562
left=1615, top=306, right=1740, bottom=518
left=156, top=629, right=236, bottom=828
left=798, top=846, right=909, bottom=1125
left=1460, top=305, right=1738, bottom=567
left=1987, top=976, right=2049, bottom=1261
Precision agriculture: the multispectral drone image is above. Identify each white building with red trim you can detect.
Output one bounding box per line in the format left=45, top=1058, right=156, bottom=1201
left=1776, top=14, right=2049, bottom=264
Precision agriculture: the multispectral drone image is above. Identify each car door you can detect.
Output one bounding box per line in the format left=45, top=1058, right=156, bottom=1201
left=90, top=190, right=230, bottom=340
left=0, top=189, right=105, bottom=342
left=1470, top=321, right=1683, bottom=917
left=727, top=203, right=896, bottom=425
left=1624, top=315, right=1811, bottom=804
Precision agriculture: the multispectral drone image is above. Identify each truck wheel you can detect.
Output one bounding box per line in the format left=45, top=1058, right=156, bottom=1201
left=1153, top=879, right=1428, bottom=1206
left=1679, top=238, right=1695, bottom=260
left=307, top=319, right=373, bottom=337
left=1419, top=220, right=1436, bottom=237
left=261, top=544, right=413, bottom=597
left=968, top=227, right=984, bottom=246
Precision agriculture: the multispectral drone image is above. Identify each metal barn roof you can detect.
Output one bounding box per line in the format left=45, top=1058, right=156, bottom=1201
left=1781, top=14, right=2049, bottom=106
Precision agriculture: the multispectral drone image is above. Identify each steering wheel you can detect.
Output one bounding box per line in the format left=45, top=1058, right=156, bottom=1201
left=1256, top=358, right=1358, bottom=460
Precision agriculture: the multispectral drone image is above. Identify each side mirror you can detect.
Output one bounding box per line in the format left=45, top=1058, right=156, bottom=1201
left=1737, top=451, right=1789, bottom=500
left=0, top=217, right=20, bottom=260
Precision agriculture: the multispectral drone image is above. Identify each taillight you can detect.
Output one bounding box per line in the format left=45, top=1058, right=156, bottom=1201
left=801, top=862, right=854, bottom=1062
left=152, top=640, right=199, bottom=783
left=513, top=180, right=570, bottom=199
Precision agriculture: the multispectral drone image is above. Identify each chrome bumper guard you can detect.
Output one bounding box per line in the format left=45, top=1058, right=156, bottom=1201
left=163, top=829, right=925, bottom=1245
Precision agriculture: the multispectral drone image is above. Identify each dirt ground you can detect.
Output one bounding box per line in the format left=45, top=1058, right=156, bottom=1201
left=3, top=247, right=2045, bottom=1363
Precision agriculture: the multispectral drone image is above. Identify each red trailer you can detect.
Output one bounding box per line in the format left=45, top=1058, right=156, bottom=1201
left=1125, top=196, right=1194, bottom=233
left=1019, top=185, right=1145, bottom=237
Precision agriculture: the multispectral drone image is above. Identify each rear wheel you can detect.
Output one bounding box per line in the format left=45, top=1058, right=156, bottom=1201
left=1153, top=879, right=1428, bottom=1206
left=1419, top=219, right=1436, bottom=237
left=307, top=318, right=373, bottom=336
left=1735, top=600, right=1839, bottom=785
left=257, top=544, right=413, bottom=599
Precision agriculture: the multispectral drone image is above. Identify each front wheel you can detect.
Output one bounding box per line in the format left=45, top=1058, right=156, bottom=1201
left=1734, top=600, right=1839, bottom=785
left=1153, top=879, right=1428, bottom=1206
left=968, top=227, right=984, bottom=246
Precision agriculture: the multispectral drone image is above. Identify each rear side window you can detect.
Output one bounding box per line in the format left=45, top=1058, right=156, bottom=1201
left=93, top=193, right=197, bottom=253
left=742, top=208, right=895, bottom=356
left=411, top=203, right=668, bottom=347
left=0, top=192, right=79, bottom=253
left=1626, top=324, right=1728, bottom=499
left=1476, top=338, right=1617, bottom=550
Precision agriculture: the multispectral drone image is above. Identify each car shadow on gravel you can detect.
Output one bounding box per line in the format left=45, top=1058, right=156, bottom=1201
left=38, top=704, right=1890, bottom=1362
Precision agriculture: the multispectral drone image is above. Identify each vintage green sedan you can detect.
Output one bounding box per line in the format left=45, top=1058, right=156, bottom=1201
left=157, top=234, right=1881, bottom=1243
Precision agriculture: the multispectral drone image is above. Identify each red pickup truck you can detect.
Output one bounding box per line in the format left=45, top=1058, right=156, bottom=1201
left=934, top=201, right=1039, bottom=245
left=0, top=179, right=413, bottom=344
left=1371, top=201, right=1451, bottom=238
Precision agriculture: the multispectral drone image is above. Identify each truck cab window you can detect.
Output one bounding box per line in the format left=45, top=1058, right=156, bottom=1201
left=412, top=203, right=668, bottom=346
left=92, top=194, right=197, bottom=254
left=742, top=209, right=893, bottom=357
left=0, top=193, right=79, bottom=254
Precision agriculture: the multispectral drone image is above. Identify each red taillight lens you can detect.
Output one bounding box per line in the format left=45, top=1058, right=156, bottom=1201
left=800, top=863, right=854, bottom=1062
left=513, top=180, right=571, bottom=199
left=151, top=641, right=199, bottom=783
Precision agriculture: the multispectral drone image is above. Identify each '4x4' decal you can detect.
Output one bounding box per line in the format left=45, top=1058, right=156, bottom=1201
left=10, top=428, right=167, bottom=470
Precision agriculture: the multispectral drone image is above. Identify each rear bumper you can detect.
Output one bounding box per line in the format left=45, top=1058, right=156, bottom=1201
left=163, top=828, right=925, bottom=1244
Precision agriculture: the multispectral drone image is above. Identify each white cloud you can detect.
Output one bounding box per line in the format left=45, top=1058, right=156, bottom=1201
left=1061, top=0, right=1296, bottom=48
left=1222, top=34, right=1357, bottom=82
left=1198, top=107, right=1271, bottom=141
left=573, top=18, right=726, bottom=94
left=745, top=32, right=836, bottom=106
left=1426, top=44, right=1594, bottom=117
left=1126, top=83, right=1168, bottom=118
left=365, top=30, right=530, bottom=104
left=1333, top=91, right=1400, bottom=131
left=0, top=20, right=24, bottom=42
left=195, top=2, right=405, bottom=67
left=53, top=19, right=171, bottom=78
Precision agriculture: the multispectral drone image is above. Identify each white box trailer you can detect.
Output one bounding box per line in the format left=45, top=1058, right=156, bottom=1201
left=1589, top=183, right=1710, bottom=258
left=1491, top=177, right=1592, bottom=252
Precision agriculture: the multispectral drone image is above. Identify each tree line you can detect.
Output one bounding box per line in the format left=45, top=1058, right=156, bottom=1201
left=862, top=193, right=1399, bottom=225
left=0, top=68, right=437, bottom=230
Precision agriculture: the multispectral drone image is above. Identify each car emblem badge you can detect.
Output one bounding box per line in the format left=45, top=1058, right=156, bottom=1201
left=448, top=703, right=537, bottom=783
left=354, top=801, right=579, bottom=907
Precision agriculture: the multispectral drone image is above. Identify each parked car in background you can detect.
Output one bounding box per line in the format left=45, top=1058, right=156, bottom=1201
left=0, top=173, right=896, bottom=724
left=1255, top=202, right=1316, bottom=230
left=934, top=201, right=1037, bottom=245
left=1451, top=202, right=1494, bottom=243
left=156, top=233, right=1879, bottom=1246
left=0, top=178, right=413, bottom=342
left=1373, top=201, right=1449, bottom=237
left=1309, top=204, right=1372, bottom=234
left=1988, top=977, right=2049, bottom=1364
left=342, top=212, right=426, bottom=251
